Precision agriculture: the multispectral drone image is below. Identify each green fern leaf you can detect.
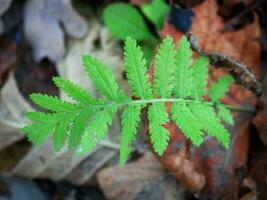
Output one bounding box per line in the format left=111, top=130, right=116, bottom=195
left=141, top=0, right=170, bottom=30
left=54, top=117, right=69, bottom=151
left=189, top=102, right=231, bottom=148
left=217, top=103, right=234, bottom=125
left=174, top=36, right=193, bottom=98
left=154, top=35, right=176, bottom=98
left=124, top=37, right=152, bottom=99
left=78, top=108, right=117, bottom=155
left=148, top=102, right=170, bottom=155
left=53, top=77, right=97, bottom=105
left=22, top=123, right=55, bottom=146
left=82, top=54, right=126, bottom=101
left=208, top=74, right=234, bottom=102
left=26, top=112, right=64, bottom=123
left=171, top=101, right=203, bottom=146
left=119, top=105, right=142, bottom=166
left=68, top=111, right=93, bottom=149
left=192, top=55, right=209, bottom=99
left=30, top=93, right=77, bottom=112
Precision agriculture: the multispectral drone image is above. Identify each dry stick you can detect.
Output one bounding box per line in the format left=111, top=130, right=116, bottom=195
left=186, top=32, right=262, bottom=98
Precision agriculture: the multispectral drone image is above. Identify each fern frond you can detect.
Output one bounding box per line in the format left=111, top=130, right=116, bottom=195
left=30, top=93, right=78, bottom=112
left=53, top=77, right=97, bottom=105
left=171, top=101, right=203, bottom=146
left=148, top=102, right=170, bottom=155
left=216, top=103, right=234, bottom=125
left=82, top=54, right=126, bottom=101
left=208, top=74, right=234, bottom=102
left=154, top=35, right=176, bottom=98
left=119, top=105, right=142, bottom=166
left=174, top=36, right=193, bottom=98
left=22, top=35, right=236, bottom=165
left=78, top=108, right=117, bottom=155
left=124, top=37, right=152, bottom=99
left=192, top=55, right=209, bottom=99
left=189, top=102, right=231, bottom=148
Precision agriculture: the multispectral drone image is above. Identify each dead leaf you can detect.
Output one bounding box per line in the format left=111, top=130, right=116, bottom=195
left=12, top=139, right=67, bottom=178
left=66, top=146, right=117, bottom=185
left=97, top=153, right=183, bottom=200
left=0, top=140, right=30, bottom=174
left=252, top=108, right=267, bottom=147
left=0, top=73, right=32, bottom=151
left=23, top=0, right=88, bottom=62
left=0, top=0, right=12, bottom=17
left=239, top=192, right=257, bottom=200
left=0, top=36, right=17, bottom=86
left=247, top=148, right=267, bottom=200
left=0, top=176, right=47, bottom=200
left=0, top=0, right=12, bottom=35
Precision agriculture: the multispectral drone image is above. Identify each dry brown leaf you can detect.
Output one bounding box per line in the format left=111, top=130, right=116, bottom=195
left=66, top=146, right=117, bottom=185
left=0, top=0, right=12, bottom=35
left=0, top=73, right=32, bottom=151
left=252, top=108, right=267, bottom=147
left=23, top=0, right=88, bottom=62
left=0, top=37, right=18, bottom=86
left=97, top=153, right=183, bottom=200
left=247, top=149, right=267, bottom=200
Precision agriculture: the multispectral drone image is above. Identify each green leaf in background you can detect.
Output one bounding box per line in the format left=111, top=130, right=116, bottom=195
left=103, top=3, right=155, bottom=41
left=141, top=0, right=170, bottom=30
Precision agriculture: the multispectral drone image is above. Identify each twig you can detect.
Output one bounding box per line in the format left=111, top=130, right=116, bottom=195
left=186, top=33, right=262, bottom=98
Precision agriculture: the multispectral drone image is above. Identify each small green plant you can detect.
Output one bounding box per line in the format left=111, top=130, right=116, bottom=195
left=103, top=0, right=170, bottom=61
left=22, top=35, right=234, bottom=166
left=103, top=1, right=169, bottom=40
left=141, top=0, right=170, bottom=30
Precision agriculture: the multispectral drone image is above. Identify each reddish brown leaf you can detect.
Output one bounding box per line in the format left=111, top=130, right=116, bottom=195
left=97, top=153, right=183, bottom=200
left=0, top=37, right=17, bottom=87
left=247, top=149, right=267, bottom=200
left=253, top=108, right=267, bottom=147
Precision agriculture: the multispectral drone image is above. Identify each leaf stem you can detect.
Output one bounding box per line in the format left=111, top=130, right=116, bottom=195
left=82, top=98, right=191, bottom=110
left=71, top=98, right=255, bottom=113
